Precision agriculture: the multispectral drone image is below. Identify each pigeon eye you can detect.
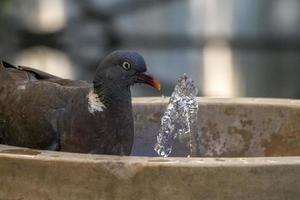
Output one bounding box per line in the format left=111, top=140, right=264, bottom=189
left=122, top=61, right=131, bottom=70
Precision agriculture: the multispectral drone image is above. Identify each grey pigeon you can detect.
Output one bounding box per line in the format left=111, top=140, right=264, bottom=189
left=0, top=50, right=160, bottom=155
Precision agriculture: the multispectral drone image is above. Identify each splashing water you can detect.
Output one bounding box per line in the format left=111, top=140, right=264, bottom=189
left=154, top=74, right=199, bottom=157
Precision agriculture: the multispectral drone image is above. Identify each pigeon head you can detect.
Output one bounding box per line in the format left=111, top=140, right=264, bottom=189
left=93, top=50, right=160, bottom=93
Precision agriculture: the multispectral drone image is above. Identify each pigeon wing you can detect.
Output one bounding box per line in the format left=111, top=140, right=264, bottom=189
left=1, top=60, right=88, bottom=87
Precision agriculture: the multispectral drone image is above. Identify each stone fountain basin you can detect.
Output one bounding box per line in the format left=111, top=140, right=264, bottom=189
left=0, top=97, right=300, bottom=200
left=132, top=97, right=300, bottom=157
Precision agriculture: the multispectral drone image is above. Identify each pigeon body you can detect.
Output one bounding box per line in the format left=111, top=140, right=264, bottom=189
left=0, top=51, right=160, bottom=155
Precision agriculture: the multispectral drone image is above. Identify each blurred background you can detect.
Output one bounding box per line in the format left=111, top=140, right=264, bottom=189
left=0, top=0, right=300, bottom=98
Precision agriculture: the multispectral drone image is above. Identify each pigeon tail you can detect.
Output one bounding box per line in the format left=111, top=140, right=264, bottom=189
left=3, top=60, right=16, bottom=68
left=0, top=60, right=59, bottom=80
left=0, top=60, right=15, bottom=70
left=0, top=60, right=3, bottom=70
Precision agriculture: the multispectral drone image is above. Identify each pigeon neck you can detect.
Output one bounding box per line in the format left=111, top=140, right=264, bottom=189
left=93, top=83, right=132, bottom=112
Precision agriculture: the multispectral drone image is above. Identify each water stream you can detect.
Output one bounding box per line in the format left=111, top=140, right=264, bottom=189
left=154, top=74, right=199, bottom=157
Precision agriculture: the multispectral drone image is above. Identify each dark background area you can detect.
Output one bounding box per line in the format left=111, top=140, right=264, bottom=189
left=0, top=0, right=300, bottom=98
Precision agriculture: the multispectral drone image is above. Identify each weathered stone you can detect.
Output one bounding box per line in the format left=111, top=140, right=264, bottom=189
left=0, top=144, right=299, bottom=200
left=132, top=97, right=300, bottom=157
left=0, top=97, right=300, bottom=199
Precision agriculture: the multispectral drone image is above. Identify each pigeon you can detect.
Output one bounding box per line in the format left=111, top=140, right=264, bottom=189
left=0, top=50, right=160, bottom=155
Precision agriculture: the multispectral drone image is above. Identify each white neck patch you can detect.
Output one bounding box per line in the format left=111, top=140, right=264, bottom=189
left=87, top=90, right=106, bottom=114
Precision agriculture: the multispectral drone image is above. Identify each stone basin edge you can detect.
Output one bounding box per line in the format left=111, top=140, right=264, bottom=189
left=133, top=97, right=300, bottom=107
left=1, top=97, right=300, bottom=165
left=0, top=144, right=299, bottom=168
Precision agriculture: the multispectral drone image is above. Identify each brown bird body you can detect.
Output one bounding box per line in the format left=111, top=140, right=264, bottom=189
left=0, top=51, right=160, bottom=155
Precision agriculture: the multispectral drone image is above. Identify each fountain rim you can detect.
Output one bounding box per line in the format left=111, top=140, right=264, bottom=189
left=1, top=97, right=300, bottom=199
left=133, top=97, right=300, bottom=108
left=1, top=97, right=300, bottom=166
left=0, top=144, right=299, bottom=167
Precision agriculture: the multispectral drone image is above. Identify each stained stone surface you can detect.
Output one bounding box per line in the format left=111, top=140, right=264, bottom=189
left=132, top=97, right=300, bottom=157
left=0, top=144, right=299, bottom=200
left=0, top=97, right=300, bottom=200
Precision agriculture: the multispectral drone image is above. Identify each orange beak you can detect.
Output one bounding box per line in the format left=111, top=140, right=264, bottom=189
left=137, top=72, right=161, bottom=90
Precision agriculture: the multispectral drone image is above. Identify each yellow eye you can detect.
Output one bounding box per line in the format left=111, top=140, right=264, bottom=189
left=122, top=61, right=131, bottom=70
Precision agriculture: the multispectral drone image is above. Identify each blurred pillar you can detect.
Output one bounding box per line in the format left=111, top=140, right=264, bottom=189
left=203, top=42, right=235, bottom=97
